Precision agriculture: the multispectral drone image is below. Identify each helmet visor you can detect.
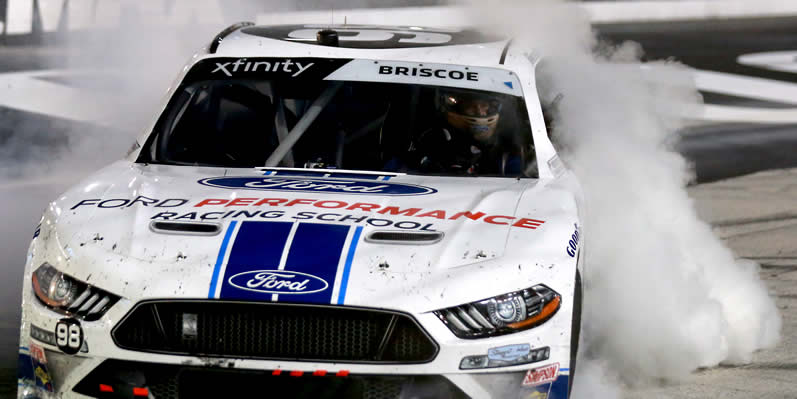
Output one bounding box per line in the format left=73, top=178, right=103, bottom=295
left=443, top=92, right=502, bottom=117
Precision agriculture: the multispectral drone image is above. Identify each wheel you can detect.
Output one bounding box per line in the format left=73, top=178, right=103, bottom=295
left=568, top=270, right=582, bottom=395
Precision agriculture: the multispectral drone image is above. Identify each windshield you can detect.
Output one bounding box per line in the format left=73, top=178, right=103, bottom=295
left=137, top=58, right=538, bottom=177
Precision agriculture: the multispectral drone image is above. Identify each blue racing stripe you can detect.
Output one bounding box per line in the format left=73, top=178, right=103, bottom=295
left=283, top=223, right=350, bottom=304
left=219, top=221, right=293, bottom=301
left=550, top=375, right=569, bottom=399
left=337, top=226, right=363, bottom=305
left=208, top=221, right=237, bottom=298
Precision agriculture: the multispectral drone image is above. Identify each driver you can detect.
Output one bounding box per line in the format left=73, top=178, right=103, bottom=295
left=405, top=88, right=523, bottom=175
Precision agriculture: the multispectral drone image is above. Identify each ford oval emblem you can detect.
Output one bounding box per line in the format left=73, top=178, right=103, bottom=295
left=227, top=270, right=329, bottom=295
left=198, top=177, right=437, bottom=196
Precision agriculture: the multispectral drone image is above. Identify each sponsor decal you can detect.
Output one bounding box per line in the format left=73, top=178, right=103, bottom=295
left=566, top=223, right=580, bottom=257
left=71, top=195, right=546, bottom=230
left=198, top=176, right=437, bottom=196
left=488, top=343, right=531, bottom=362
left=17, top=346, right=55, bottom=394
left=153, top=210, right=437, bottom=231
left=184, top=58, right=352, bottom=85
left=378, top=65, right=479, bottom=81
left=70, top=196, right=188, bottom=210
left=211, top=222, right=356, bottom=304
left=526, top=392, right=547, bottom=399
left=55, top=318, right=83, bottom=355
left=29, top=344, right=46, bottom=365
left=29, top=344, right=53, bottom=392
left=34, top=366, right=50, bottom=387
left=522, top=363, right=560, bottom=387
left=227, top=270, right=329, bottom=295
left=211, top=59, right=314, bottom=78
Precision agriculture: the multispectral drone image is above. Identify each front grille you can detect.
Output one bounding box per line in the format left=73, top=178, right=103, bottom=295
left=74, top=360, right=469, bottom=399
left=112, top=301, right=437, bottom=363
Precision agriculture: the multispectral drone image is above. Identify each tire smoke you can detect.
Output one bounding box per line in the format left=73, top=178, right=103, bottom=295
left=1, top=0, right=783, bottom=395
left=463, top=0, right=781, bottom=394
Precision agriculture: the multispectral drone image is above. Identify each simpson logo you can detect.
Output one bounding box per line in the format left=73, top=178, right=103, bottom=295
left=212, top=59, right=314, bottom=77
left=522, top=363, right=559, bottom=387
left=227, top=270, right=328, bottom=295
left=198, top=176, right=437, bottom=196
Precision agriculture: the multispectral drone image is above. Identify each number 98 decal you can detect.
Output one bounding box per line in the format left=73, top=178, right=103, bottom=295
left=56, top=318, right=83, bottom=355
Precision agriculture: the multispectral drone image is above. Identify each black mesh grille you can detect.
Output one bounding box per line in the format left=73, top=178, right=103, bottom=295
left=112, top=301, right=437, bottom=363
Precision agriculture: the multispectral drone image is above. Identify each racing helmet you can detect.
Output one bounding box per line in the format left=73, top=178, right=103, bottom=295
left=438, top=88, right=502, bottom=142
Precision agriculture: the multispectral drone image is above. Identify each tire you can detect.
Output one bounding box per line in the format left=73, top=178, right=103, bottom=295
left=568, top=270, right=582, bottom=396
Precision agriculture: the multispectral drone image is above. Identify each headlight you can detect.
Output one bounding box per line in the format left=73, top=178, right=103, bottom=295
left=31, top=263, right=120, bottom=321
left=32, top=263, right=80, bottom=307
left=433, top=284, right=561, bottom=339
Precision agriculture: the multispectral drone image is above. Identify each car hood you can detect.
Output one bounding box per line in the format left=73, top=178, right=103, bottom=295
left=37, top=162, right=578, bottom=313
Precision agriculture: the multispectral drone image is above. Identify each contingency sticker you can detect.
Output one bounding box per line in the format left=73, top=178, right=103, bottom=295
left=522, top=363, right=559, bottom=387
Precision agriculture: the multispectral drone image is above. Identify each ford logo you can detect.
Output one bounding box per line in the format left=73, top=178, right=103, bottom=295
left=198, top=177, right=437, bottom=196
left=227, top=270, right=329, bottom=295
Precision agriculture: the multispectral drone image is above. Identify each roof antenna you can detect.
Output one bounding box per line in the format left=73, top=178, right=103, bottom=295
left=317, top=29, right=339, bottom=47
left=316, top=6, right=339, bottom=47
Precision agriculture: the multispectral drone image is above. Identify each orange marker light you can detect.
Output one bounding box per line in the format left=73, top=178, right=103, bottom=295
left=508, top=296, right=561, bottom=329
left=272, top=369, right=282, bottom=376
left=99, top=384, right=113, bottom=393
left=133, top=387, right=149, bottom=397
left=336, top=370, right=350, bottom=377
left=290, top=370, right=303, bottom=377
left=313, top=370, right=327, bottom=376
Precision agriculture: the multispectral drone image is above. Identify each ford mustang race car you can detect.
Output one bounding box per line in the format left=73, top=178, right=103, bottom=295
left=18, top=23, right=584, bottom=399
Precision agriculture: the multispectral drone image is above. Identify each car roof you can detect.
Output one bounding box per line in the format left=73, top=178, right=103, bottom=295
left=212, top=24, right=512, bottom=68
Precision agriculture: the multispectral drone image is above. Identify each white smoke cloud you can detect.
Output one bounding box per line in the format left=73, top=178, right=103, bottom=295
left=1, top=0, right=782, bottom=394
left=462, top=0, right=781, bottom=394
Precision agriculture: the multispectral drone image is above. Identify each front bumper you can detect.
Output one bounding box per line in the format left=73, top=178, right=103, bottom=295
left=18, top=296, right=572, bottom=399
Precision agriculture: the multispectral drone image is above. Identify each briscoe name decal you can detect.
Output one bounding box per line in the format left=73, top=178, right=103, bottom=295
left=198, top=176, right=437, bottom=196
left=210, top=221, right=361, bottom=305
left=212, top=59, right=314, bottom=77
left=378, top=65, right=478, bottom=81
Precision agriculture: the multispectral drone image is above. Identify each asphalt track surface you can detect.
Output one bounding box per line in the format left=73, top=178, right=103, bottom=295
left=1, top=17, right=797, bottom=397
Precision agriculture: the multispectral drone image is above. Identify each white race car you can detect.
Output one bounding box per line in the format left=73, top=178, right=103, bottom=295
left=18, top=23, right=584, bottom=399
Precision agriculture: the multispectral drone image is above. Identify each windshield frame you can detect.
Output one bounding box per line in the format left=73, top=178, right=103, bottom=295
left=136, top=57, right=538, bottom=178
